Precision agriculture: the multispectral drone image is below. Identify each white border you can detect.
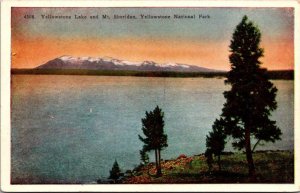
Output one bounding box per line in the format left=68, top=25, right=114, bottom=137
left=1, top=0, right=299, bottom=192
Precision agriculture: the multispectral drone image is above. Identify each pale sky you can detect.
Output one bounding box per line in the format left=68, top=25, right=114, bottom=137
left=12, top=7, right=294, bottom=70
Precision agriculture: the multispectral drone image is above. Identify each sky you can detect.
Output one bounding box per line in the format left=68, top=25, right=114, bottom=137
left=11, top=7, right=294, bottom=70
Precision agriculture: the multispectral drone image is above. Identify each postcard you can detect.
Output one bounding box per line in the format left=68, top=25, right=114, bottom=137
left=1, top=0, right=299, bottom=192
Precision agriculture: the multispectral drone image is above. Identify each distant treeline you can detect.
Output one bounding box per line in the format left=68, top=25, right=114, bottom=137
left=267, top=70, right=294, bottom=80
left=11, top=69, right=294, bottom=80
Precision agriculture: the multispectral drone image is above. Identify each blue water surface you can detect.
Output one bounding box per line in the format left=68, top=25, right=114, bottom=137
left=11, top=75, right=294, bottom=183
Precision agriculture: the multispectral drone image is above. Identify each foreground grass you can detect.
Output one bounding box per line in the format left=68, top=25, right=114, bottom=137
left=122, top=150, right=294, bottom=183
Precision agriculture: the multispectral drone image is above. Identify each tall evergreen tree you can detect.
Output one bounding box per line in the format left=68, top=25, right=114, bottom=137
left=138, top=106, right=168, bottom=176
left=218, top=15, right=281, bottom=177
left=206, top=119, right=227, bottom=171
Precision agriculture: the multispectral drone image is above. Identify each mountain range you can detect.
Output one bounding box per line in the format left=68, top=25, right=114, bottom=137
left=36, top=56, right=220, bottom=72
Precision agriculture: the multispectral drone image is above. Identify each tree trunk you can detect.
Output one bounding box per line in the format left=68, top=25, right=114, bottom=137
left=245, top=126, right=256, bottom=177
left=218, top=154, right=221, bottom=171
left=154, top=149, right=159, bottom=176
left=252, top=139, right=261, bottom=153
left=157, top=149, right=162, bottom=176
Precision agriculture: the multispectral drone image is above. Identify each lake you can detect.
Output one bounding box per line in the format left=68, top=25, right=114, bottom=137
left=11, top=75, right=294, bottom=183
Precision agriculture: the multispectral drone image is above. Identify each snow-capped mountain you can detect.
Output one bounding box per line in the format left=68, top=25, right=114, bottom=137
left=36, top=55, right=219, bottom=72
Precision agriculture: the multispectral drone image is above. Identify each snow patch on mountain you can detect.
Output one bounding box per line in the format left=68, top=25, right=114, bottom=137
left=60, top=55, right=102, bottom=63
left=58, top=56, right=192, bottom=68
left=37, top=55, right=220, bottom=72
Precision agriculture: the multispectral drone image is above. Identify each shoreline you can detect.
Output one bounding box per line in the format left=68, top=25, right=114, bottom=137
left=116, top=150, right=293, bottom=184
left=11, top=69, right=294, bottom=80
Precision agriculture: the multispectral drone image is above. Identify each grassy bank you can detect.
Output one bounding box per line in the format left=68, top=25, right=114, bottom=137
left=121, top=150, right=293, bottom=184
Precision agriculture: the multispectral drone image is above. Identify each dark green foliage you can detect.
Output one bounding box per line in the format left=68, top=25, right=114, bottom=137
left=206, top=119, right=227, bottom=171
left=217, top=15, right=282, bottom=176
left=139, top=106, right=168, bottom=151
left=138, top=106, right=168, bottom=176
left=109, top=160, right=121, bottom=181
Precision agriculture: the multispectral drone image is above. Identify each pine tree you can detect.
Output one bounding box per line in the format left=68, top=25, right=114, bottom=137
left=109, top=160, right=121, bottom=181
left=218, top=15, right=281, bottom=177
left=138, top=106, right=168, bottom=176
left=205, top=119, right=227, bottom=171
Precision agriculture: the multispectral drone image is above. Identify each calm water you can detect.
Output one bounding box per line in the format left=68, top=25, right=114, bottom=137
left=11, top=75, right=294, bottom=183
